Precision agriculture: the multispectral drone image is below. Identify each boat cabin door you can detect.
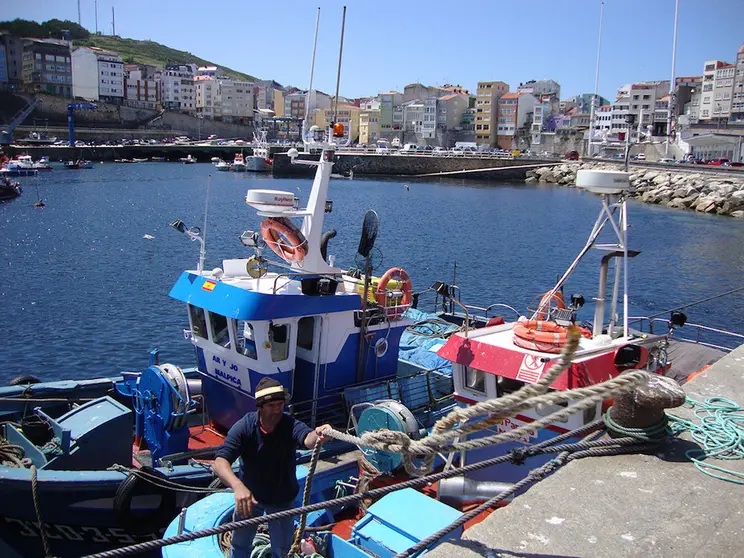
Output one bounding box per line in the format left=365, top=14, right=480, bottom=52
left=295, top=315, right=325, bottom=426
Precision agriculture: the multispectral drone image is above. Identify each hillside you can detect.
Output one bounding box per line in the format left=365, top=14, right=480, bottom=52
left=74, top=35, right=259, bottom=82
left=0, top=19, right=259, bottom=82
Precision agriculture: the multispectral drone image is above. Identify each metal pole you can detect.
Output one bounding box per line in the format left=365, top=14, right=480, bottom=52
left=78, top=0, right=82, bottom=25
left=199, top=174, right=211, bottom=273
left=333, top=6, right=347, bottom=125
left=586, top=0, right=604, bottom=158
left=95, top=0, right=98, bottom=34
left=665, top=0, right=680, bottom=157
left=304, top=8, right=320, bottom=128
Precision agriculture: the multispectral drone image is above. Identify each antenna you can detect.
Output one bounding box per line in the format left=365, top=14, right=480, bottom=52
left=95, top=0, right=98, bottom=34
left=78, top=0, right=82, bottom=25
left=332, top=6, right=347, bottom=125
left=200, top=174, right=212, bottom=272
left=304, top=8, right=320, bottom=131
left=112, top=7, right=116, bottom=36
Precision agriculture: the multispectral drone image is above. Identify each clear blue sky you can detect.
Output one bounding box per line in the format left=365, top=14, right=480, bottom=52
left=6, top=0, right=744, bottom=100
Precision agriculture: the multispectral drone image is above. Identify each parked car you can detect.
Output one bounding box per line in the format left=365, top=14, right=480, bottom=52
left=564, top=151, right=580, bottom=160
left=658, top=158, right=676, bottom=164
left=708, top=158, right=730, bottom=166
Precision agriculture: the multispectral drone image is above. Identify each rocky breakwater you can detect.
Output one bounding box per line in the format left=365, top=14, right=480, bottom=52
left=525, top=162, right=744, bottom=219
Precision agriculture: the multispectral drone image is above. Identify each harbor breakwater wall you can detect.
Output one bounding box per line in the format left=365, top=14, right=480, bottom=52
left=527, top=162, right=744, bottom=219
left=273, top=152, right=551, bottom=179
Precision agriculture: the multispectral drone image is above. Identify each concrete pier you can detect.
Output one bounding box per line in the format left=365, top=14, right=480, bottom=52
left=428, top=344, right=744, bottom=558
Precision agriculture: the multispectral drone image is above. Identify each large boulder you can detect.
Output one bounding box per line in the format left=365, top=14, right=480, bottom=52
left=730, top=210, right=744, bottom=219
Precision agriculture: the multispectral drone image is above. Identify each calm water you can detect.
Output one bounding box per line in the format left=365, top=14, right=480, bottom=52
left=1, top=162, right=743, bottom=383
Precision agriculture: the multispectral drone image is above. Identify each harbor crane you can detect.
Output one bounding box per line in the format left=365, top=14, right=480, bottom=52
left=68, top=103, right=97, bottom=146
left=0, top=97, right=40, bottom=145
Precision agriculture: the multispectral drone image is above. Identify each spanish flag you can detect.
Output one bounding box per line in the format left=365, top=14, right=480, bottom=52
left=202, top=280, right=217, bottom=292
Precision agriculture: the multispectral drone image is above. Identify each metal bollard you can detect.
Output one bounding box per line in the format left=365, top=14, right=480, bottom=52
left=177, top=507, right=187, bottom=536
left=609, top=374, right=685, bottom=429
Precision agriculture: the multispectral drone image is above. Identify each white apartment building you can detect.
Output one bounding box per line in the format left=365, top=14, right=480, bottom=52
left=422, top=98, right=437, bottom=139
left=731, top=44, right=744, bottom=123
left=699, top=61, right=731, bottom=122
left=360, top=97, right=380, bottom=111
left=518, top=79, right=561, bottom=100
left=124, top=64, right=162, bottom=110
left=215, top=79, right=254, bottom=124
left=72, top=46, right=124, bottom=102
left=611, top=81, right=669, bottom=140
left=194, top=75, right=215, bottom=119
left=163, top=63, right=196, bottom=112
left=283, top=90, right=332, bottom=120
left=402, top=100, right=424, bottom=135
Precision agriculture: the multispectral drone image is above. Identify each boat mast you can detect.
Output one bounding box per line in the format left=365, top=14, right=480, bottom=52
left=665, top=0, right=680, bottom=157
left=585, top=0, right=604, bottom=158
left=304, top=7, right=321, bottom=134
left=199, top=175, right=211, bottom=272
left=332, top=6, right=347, bottom=126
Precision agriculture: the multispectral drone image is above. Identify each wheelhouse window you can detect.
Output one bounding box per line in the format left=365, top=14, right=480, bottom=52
left=236, top=320, right=257, bottom=360
left=188, top=304, right=207, bottom=339
left=209, top=312, right=230, bottom=348
left=269, top=323, right=290, bottom=362
left=464, top=366, right=486, bottom=394
left=297, top=317, right=314, bottom=351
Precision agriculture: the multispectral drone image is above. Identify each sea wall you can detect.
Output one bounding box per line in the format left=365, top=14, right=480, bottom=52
left=526, top=162, right=744, bottom=219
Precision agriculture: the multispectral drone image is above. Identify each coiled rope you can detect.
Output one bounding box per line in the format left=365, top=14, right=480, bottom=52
left=0, top=435, right=29, bottom=468
left=667, top=396, right=744, bottom=484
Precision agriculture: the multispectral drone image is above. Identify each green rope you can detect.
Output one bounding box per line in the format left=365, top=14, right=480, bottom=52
left=667, top=396, right=744, bottom=484
left=603, top=412, right=670, bottom=442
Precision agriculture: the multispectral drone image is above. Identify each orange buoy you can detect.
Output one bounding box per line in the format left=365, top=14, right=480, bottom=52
left=260, top=217, right=307, bottom=263
left=375, top=267, right=412, bottom=319
left=333, top=122, right=345, bottom=137
left=535, top=291, right=566, bottom=320
left=512, top=321, right=591, bottom=352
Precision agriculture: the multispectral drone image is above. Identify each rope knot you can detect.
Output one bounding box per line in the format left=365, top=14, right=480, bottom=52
left=508, top=447, right=529, bottom=465
left=361, top=429, right=412, bottom=453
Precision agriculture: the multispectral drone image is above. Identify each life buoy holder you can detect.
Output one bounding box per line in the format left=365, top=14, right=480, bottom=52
left=113, top=466, right=177, bottom=534
left=260, top=217, right=307, bottom=263
left=375, top=267, right=412, bottom=319
left=535, top=291, right=566, bottom=320
left=512, top=321, right=591, bottom=353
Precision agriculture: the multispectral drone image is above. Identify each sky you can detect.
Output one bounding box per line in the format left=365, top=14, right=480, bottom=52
left=4, top=0, right=744, bottom=100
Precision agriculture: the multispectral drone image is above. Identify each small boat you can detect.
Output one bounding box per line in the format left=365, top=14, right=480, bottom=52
left=151, top=156, right=167, bottom=162
left=65, top=160, right=93, bottom=169
left=246, top=131, right=272, bottom=172
left=132, top=158, right=149, bottom=163
left=0, top=176, right=22, bottom=201
left=230, top=152, right=247, bottom=171
left=2, top=156, right=40, bottom=176
left=181, top=154, right=197, bottom=164
left=210, top=157, right=221, bottom=163
left=215, top=159, right=231, bottom=171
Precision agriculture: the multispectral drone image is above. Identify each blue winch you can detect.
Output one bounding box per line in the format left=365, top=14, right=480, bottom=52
left=117, top=357, right=198, bottom=463
left=355, top=401, right=423, bottom=473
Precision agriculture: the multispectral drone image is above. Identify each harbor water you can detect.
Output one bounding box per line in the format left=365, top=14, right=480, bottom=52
left=1, top=162, right=743, bottom=384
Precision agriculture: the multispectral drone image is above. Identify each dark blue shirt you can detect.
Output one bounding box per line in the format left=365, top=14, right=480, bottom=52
left=215, top=412, right=312, bottom=505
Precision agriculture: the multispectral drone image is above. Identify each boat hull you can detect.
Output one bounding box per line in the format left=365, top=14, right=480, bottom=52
left=245, top=156, right=270, bottom=172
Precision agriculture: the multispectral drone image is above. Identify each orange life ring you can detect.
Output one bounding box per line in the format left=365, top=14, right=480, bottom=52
left=260, top=217, right=307, bottom=263
left=512, top=321, right=592, bottom=351
left=375, top=267, right=412, bottom=319
left=535, top=291, right=566, bottom=320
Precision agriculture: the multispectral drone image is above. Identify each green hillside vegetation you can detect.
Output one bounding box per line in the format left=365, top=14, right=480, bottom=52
left=0, top=19, right=258, bottom=83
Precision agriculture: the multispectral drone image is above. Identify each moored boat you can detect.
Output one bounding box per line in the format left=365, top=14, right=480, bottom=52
left=230, top=152, right=247, bottom=171
left=215, top=159, right=231, bottom=171
left=181, top=154, right=197, bottom=164
left=0, top=176, right=22, bottom=201
left=246, top=131, right=272, bottom=172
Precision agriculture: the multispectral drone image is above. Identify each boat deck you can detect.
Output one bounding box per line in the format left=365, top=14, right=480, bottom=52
left=427, top=342, right=744, bottom=558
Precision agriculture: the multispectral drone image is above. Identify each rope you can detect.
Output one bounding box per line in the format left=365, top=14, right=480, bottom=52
left=288, top=439, right=322, bottom=557
left=0, top=435, right=29, bottom=467
left=667, top=396, right=744, bottom=484
left=603, top=412, right=671, bottom=442
left=31, top=465, right=52, bottom=558
left=78, top=434, right=651, bottom=558
left=107, top=464, right=229, bottom=494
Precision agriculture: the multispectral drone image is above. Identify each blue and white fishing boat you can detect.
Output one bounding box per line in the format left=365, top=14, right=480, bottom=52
left=0, top=122, right=473, bottom=558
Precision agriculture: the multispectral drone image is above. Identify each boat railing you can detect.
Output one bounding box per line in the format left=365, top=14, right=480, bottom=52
left=271, top=271, right=347, bottom=294
left=287, top=364, right=454, bottom=429
left=628, top=316, right=744, bottom=352
left=413, top=284, right=520, bottom=324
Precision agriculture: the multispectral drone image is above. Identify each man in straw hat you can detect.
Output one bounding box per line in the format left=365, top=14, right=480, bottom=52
left=213, top=377, right=331, bottom=558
